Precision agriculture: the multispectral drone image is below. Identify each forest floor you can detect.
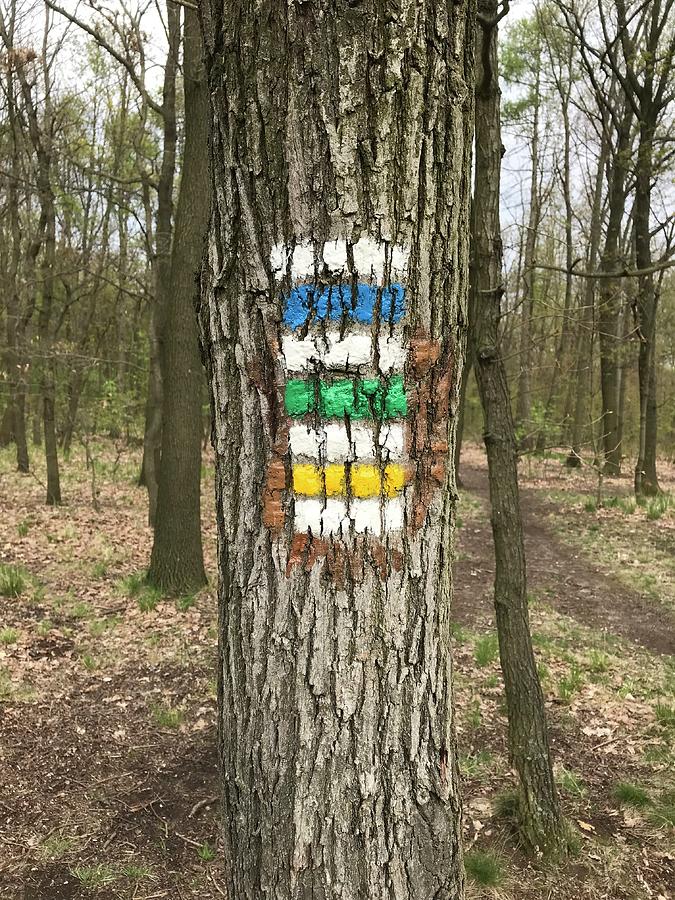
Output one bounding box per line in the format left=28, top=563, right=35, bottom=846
left=0, top=441, right=673, bottom=899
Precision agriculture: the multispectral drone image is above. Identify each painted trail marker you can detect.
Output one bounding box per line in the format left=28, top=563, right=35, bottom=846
left=263, top=238, right=451, bottom=578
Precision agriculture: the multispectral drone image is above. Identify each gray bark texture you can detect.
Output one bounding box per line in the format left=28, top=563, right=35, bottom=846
left=197, top=0, right=476, bottom=896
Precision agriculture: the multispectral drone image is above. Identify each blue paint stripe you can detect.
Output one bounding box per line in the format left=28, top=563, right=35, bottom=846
left=282, top=283, right=405, bottom=330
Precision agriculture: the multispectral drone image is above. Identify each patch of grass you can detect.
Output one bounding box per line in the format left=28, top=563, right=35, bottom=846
left=0, top=627, right=19, bottom=645
left=119, top=862, right=154, bottom=880
left=531, top=631, right=554, bottom=650
left=176, top=593, right=197, bottom=612
left=655, top=702, right=675, bottom=728
left=583, top=497, right=598, bottom=513
left=151, top=705, right=183, bottom=729
left=39, top=832, right=78, bottom=860
left=557, top=663, right=584, bottom=702
left=17, top=519, right=31, bottom=537
left=137, top=590, right=162, bottom=613
left=0, top=563, right=27, bottom=598
left=119, top=572, right=145, bottom=595
left=119, top=572, right=164, bottom=612
left=466, top=699, right=482, bottom=730
left=450, top=621, right=467, bottom=644
left=613, top=781, right=651, bottom=808
left=70, top=864, right=118, bottom=888
left=474, top=633, right=499, bottom=668
left=557, top=767, right=586, bottom=798
left=88, top=616, right=119, bottom=637
left=493, top=789, right=521, bottom=822
left=460, top=750, right=494, bottom=778
left=197, top=842, right=216, bottom=862
left=587, top=649, right=610, bottom=674
left=36, top=618, right=53, bottom=637
left=464, top=849, right=504, bottom=887
left=644, top=742, right=674, bottom=765
left=80, top=652, right=98, bottom=671
left=646, top=494, right=672, bottom=521
left=69, top=601, right=93, bottom=620
left=619, top=497, right=637, bottom=515
left=91, top=560, right=109, bottom=579
left=649, top=790, right=675, bottom=828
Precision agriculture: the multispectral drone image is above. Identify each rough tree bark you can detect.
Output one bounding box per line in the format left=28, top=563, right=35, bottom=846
left=472, top=1, right=566, bottom=856
left=147, top=7, right=208, bottom=593
left=198, top=0, right=475, bottom=895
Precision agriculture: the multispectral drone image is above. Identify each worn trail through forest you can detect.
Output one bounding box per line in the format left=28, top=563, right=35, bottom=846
left=455, top=463, right=675, bottom=656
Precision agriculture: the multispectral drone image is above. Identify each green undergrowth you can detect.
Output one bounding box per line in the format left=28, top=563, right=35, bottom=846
left=464, top=848, right=505, bottom=887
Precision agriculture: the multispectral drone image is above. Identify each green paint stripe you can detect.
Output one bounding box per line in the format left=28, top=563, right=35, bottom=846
left=284, top=376, right=407, bottom=420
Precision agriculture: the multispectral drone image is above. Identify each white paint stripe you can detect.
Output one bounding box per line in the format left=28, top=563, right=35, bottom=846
left=271, top=238, right=409, bottom=283
left=294, top=498, right=348, bottom=535
left=323, top=334, right=372, bottom=368
left=289, top=424, right=323, bottom=459
left=384, top=496, right=404, bottom=531
left=350, top=498, right=382, bottom=536
left=281, top=330, right=405, bottom=374
left=351, top=237, right=409, bottom=282
left=293, top=497, right=404, bottom=535
left=377, top=336, right=407, bottom=373
left=289, top=423, right=404, bottom=462
left=281, top=335, right=318, bottom=370
left=324, top=423, right=351, bottom=460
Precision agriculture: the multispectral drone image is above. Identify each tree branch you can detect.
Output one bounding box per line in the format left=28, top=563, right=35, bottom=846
left=45, top=0, right=163, bottom=118
left=533, top=256, right=675, bottom=280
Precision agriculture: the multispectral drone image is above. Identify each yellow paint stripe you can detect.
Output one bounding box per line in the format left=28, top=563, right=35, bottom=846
left=292, top=463, right=406, bottom=498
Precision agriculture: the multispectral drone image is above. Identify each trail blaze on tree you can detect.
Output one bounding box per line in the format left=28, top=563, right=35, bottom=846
left=198, top=0, right=475, bottom=896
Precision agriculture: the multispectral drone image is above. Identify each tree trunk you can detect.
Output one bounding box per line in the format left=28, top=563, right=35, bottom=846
left=515, top=61, right=541, bottom=451
left=4, top=49, right=29, bottom=473
left=198, top=0, right=475, bottom=895
left=472, top=3, right=566, bottom=856
left=537, top=39, right=574, bottom=451
left=454, top=354, right=473, bottom=488
left=139, top=0, right=180, bottom=524
left=148, top=7, right=208, bottom=594
left=40, top=189, right=61, bottom=506
left=598, top=102, right=632, bottom=476
left=633, top=120, right=660, bottom=495
left=567, top=133, right=608, bottom=466
left=62, top=370, right=84, bottom=456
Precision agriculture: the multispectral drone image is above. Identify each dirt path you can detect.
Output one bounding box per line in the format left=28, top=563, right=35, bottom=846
left=454, top=462, right=675, bottom=656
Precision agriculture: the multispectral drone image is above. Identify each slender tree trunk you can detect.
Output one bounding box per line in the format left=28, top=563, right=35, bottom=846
left=139, top=0, right=180, bottom=524
left=633, top=119, right=660, bottom=495
left=567, top=135, right=608, bottom=466
left=61, top=371, right=84, bottom=456
left=473, top=4, right=566, bottom=856
left=198, top=0, right=475, bottom=894
left=147, top=7, right=207, bottom=594
left=4, top=51, right=29, bottom=472
left=454, top=354, right=473, bottom=487
left=39, top=187, right=61, bottom=506
left=598, top=102, right=632, bottom=476
left=537, top=44, right=574, bottom=450
left=516, top=62, right=541, bottom=450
